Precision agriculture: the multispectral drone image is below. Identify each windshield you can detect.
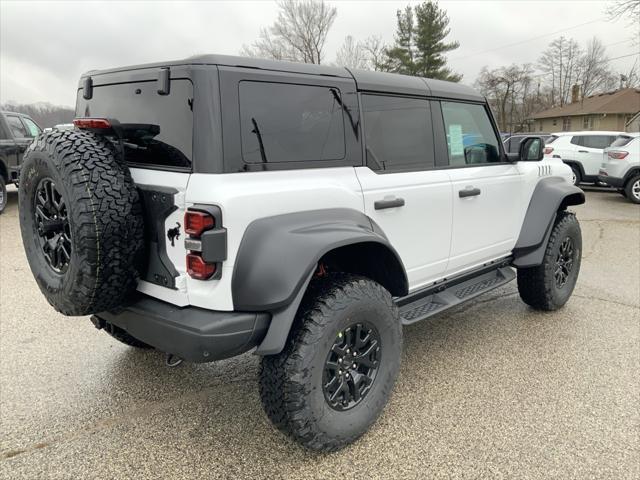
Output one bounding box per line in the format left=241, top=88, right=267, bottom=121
left=76, top=79, right=193, bottom=170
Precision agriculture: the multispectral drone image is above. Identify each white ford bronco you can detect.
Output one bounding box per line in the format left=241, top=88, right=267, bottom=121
left=19, top=55, right=585, bottom=451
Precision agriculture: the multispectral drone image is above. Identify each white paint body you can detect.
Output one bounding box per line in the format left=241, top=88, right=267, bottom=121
left=544, top=131, right=626, bottom=177
left=131, top=159, right=573, bottom=310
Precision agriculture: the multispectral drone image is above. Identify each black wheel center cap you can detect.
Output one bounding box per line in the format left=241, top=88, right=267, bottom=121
left=322, top=322, right=381, bottom=411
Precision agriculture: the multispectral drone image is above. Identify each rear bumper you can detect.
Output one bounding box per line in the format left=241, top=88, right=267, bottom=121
left=597, top=174, right=624, bottom=188
left=93, top=295, right=270, bottom=363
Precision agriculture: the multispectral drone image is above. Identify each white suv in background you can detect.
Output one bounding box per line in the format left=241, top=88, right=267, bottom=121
left=544, top=131, right=629, bottom=185
left=599, top=133, right=640, bottom=204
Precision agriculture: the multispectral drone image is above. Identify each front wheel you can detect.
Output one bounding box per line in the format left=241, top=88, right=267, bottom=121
left=624, top=175, right=640, bottom=204
left=259, top=274, right=402, bottom=452
left=517, top=211, right=582, bottom=311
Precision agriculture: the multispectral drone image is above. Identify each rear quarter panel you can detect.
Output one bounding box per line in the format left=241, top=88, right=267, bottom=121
left=185, top=167, right=364, bottom=311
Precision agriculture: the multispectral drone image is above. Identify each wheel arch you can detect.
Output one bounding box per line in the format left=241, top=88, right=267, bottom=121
left=512, top=177, right=585, bottom=268
left=231, top=208, right=408, bottom=355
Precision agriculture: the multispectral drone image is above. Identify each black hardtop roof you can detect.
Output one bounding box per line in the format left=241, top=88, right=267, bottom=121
left=81, top=54, right=483, bottom=102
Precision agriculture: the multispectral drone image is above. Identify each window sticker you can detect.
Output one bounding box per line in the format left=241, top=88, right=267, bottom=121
left=449, top=124, right=464, bottom=156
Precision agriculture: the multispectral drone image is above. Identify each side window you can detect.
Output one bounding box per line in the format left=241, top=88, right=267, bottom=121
left=239, top=81, right=345, bottom=164
left=570, top=136, right=584, bottom=146
left=362, top=94, right=433, bottom=172
left=583, top=135, right=614, bottom=149
left=21, top=117, right=41, bottom=137
left=441, top=101, right=501, bottom=166
left=6, top=115, right=28, bottom=138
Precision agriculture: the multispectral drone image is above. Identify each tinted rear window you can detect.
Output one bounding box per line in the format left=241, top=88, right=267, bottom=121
left=239, top=81, right=345, bottom=164
left=610, top=135, right=634, bottom=147
left=546, top=135, right=558, bottom=144
left=362, top=94, right=433, bottom=171
left=76, top=80, right=193, bottom=169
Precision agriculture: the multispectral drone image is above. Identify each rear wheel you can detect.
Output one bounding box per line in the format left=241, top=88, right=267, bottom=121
left=259, top=274, right=402, bottom=451
left=569, top=165, right=581, bottom=186
left=624, top=175, right=640, bottom=204
left=0, top=176, right=6, bottom=213
left=517, top=211, right=582, bottom=311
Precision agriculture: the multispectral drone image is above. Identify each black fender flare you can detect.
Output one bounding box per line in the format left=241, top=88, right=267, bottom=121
left=231, top=208, right=407, bottom=355
left=512, top=177, right=585, bottom=268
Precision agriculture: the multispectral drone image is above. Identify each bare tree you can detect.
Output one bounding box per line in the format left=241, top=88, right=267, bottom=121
left=241, top=0, right=337, bottom=64
left=579, top=37, right=616, bottom=98
left=538, top=36, right=583, bottom=106
left=1, top=102, right=74, bottom=128
left=335, top=36, right=369, bottom=69
left=618, top=60, right=640, bottom=88
left=606, top=0, right=640, bottom=43
left=362, top=36, right=389, bottom=71
left=476, top=64, right=534, bottom=132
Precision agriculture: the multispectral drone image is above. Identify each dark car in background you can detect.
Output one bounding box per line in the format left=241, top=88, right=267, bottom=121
left=0, top=111, right=42, bottom=212
left=503, top=132, right=552, bottom=154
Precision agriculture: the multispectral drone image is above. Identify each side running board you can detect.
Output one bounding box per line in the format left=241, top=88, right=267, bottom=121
left=397, top=266, right=516, bottom=325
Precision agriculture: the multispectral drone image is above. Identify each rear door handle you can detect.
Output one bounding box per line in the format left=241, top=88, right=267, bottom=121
left=578, top=150, right=589, bottom=153
left=459, top=187, right=481, bottom=198
left=374, top=197, right=405, bottom=210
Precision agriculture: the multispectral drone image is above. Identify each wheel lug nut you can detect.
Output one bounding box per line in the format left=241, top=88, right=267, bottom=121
left=352, top=363, right=356, bottom=368
left=338, top=369, right=342, bottom=375
left=338, top=358, right=342, bottom=363
left=346, top=349, right=350, bottom=354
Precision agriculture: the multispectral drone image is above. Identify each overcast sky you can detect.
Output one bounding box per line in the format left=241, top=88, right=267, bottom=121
left=1, top=0, right=638, bottom=107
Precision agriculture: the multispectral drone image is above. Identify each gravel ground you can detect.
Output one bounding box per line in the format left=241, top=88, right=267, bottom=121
left=1, top=185, right=638, bottom=479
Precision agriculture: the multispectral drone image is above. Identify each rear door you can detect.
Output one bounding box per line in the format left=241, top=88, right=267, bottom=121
left=578, top=134, right=617, bottom=176
left=438, top=100, right=523, bottom=274
left=355, top=94, right=452, bottom=290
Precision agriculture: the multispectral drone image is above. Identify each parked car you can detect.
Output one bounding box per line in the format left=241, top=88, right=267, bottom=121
left=18, top=54, right=584, bottom=452
left=543, top=131, right=631, bottom=186
left=0, top=111, right=42, bottom=212
left=598, top=132, right=640, bottom=203
left=503, top=133, right=552, bottom=154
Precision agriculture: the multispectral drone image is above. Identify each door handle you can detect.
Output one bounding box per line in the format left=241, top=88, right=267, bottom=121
left=578, top=150, right=589, bottom=153
left=459, top=187, right=481, bottom=198
left=374, top=197, right=405, bottom=210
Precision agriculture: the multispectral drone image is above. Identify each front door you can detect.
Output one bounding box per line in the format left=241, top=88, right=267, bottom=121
left=438, top=101, right=523, bottom=274
left=355, top=94, right=452, bottom=291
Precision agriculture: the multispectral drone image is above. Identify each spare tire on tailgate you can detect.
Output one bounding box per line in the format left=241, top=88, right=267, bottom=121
left=19, top=129, right=144, bottom=316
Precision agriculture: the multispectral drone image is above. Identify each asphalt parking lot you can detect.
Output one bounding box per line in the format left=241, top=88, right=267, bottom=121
left=1, top=185, right=638, bottom=479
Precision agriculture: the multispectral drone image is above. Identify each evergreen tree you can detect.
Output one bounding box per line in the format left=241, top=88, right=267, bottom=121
left=386, top=1, right=461, bottom=81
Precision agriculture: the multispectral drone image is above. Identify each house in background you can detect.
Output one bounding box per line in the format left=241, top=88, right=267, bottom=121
left=531, top=88, right=640, bottom=133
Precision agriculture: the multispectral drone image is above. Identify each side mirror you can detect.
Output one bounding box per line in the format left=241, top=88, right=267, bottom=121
left=518, top=136, right=544, bottom=162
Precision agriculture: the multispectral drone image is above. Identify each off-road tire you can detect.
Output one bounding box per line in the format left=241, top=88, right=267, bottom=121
left=19, top=129, right=144, bottom=316
left=104, top=323, right=152, bottom=349
left=0, top=176, right=6, bottom=213
left=624, top=174, right=640, bottom=204
left=517, top=211, right=582, bottom=311
left=259, top=273, right=402, bottom=452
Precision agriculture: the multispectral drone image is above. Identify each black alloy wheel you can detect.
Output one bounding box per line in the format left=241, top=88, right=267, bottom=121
left=34, top=178, right=71, bottom=274
left=554, top=237, right=575, bottom=288
left=323, top=323, right=381, bottom=411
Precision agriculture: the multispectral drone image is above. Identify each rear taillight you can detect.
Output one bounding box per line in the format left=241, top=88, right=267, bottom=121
left=185, top=208, right=218, bottom=280
left=544, top=147, right=554, bottom=155
left=73, top=118, right=111, bottom=129
left=186, top=253, right=216, bottom=280
left=607, top=150, right=629, bottom=160
left=184, top=211, right=215, bottom=236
